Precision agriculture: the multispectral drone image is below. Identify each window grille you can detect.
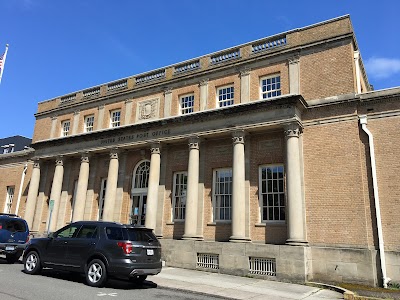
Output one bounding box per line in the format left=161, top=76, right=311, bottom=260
left=173, top=172, right=187, bottom=220
left=110, top=110, right=121, bottom=127
left=261, top=75, right=281, bottom=99
left=197, top=253, right=219, bottom=270
left=214, top=169, right=232, bottom=221
left=61, top=121, right=70, bottom=137
left=84, top=115, right=94, bottom=132
left=217, top=86, right=234, bottom=107
left=249, top=257, right=276, bottom=276
left=260, top=165, right=285, bottom=221
left=180, top=94, right=194, bottom=115
left=4, top=186, right=15, bottom=214
left=134, top=161, right=150, bottom=189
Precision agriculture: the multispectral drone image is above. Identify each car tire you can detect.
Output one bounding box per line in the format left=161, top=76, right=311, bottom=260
left=24, top=251, right=42, bottom=274
left=86, top=259, right=107, bottom=287
left=130, top=275, right=147, bottom=285
left=6, top=252, right=21, bottom=264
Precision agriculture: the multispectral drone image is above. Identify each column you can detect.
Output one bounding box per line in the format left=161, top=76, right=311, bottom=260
left=25, top=160, right=41, bottom=229
left=285, top=124, right=307, bottom=245
left=50, top=116, right=58, bottom=139
left=96, top=105, right=105, bottom=130
left=240, top=69, right=250, bottom=103
left=124, top=99, right=133, bottom=125
left=102, top=150, right=119, bottom=221
left=145, top=143, right=161, bottom=231
left=72, top=153, right=90, bottom=222
left=289, top=55, right=300, bottom=95
left=199, top=79, right=208, bottom=111
left=230, top=131, right=249, bottom=242
left=164, top=88, right=172, bottom=118
left=71, top=110, right=80, bottom=135
left=49, top=157, right=65, bottom=232
left=183, top=137, right=200, bottom=239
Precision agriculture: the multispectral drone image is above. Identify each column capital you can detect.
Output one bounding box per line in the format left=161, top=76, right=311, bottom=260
left=232, top=130, right=245, bottom=144
left=288, top=54, right=300, bottom=65
left=98, top=104, right=105, bottom=110
left=125, top=98, right=133, bottom=104
left=74, top=110, right=80, bottom=116
left=164, top=87, right=172, bottom=95
left=32, top=159, right=41, bottom=169
left=199, top=79, right=209, bottom=87
left=81, top=152, right=90, bottom=163
left=284, top=124, right=302, bottom=138
left=55, top=156, right=64, bottom=166
left=51, top=115, right=58, bottom=120
left=150, top=142, right=161, bottom=154
left=239, top=68, right=251, bottom=77
left=109, top=149, right=119, bottom=159
left=188, top=137, right=200, bottom=150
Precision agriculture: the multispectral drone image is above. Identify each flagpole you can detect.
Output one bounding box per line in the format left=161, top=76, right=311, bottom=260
left=0, top=44, right=9, bottom=84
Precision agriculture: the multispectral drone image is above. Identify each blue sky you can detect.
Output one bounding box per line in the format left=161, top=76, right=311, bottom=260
left=1, top=0, right=399, bottom=139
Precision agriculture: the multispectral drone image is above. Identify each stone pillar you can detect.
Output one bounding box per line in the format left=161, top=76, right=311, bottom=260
left=240, top=69, right=250, bottom=103
left=289, top=56, right=300, bottom=95
left=96, top=105, right=105, bottom=130
left=102, top=150, right=119, bottom=221
left=230, top=131, right=249, bottom=242
left=124, top=99, right=133, bottom=125
left=72, top=153, right=90, bottom=222
left=145, top=143, right=161, bottom=230
left=25, top=160, right=41, bottom=229
left=183, top=137, right=201, bottom=240
left=285, top=124, right=307, bottom=245
left=354, top=51, right=362, bottom=94
left=50, top=116, right=58, bottom=139
left=164, top=88, right=172, bottom=118
left=49, top=157, right=65, bottom=232
left=199, top=79, right=208, bottom=111
left=71, top=110, right=80, bottom=135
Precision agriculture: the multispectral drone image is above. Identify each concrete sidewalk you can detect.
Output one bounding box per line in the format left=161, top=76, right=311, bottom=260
left=149, top=267, right=344, bottom=300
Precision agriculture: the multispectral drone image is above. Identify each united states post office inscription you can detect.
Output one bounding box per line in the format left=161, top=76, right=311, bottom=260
left=100, top=129, right=171, bottom=145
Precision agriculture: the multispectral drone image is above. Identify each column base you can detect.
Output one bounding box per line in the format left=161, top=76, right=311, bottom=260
left=229, top=236, right=251, bottom=243
left=286, top=239, right=308, bottom=246
left=182, top=235, right=204, bottom=241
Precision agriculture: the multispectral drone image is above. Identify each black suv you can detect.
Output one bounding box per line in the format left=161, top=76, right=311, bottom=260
left=23, top=221, right=162, bottom=287
left=0, top=213, right=30, bottom=263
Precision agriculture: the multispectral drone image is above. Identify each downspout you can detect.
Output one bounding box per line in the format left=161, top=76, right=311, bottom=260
left=15, top=163, right=28, bottom=216
left=359, top=115, right=389, bottom=288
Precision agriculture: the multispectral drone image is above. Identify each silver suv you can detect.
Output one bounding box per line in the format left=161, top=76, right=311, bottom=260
left=23, top=221, right=162, bottom=287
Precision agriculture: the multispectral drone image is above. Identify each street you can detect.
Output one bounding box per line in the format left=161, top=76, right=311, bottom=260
left=0, top=257, right=223, bottom=300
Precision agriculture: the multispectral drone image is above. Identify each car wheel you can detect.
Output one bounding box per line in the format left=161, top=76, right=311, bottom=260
left=86, top=259, right=107, bottom=287
left=24, top=251, right=42, bottom=274
left=130, top=275, right=147, bottom=285
left=6, top=252, right=21, bottom=264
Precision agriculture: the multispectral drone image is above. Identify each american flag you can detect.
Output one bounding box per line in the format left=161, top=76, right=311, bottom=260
left=0, top=44, right=8, bottom=84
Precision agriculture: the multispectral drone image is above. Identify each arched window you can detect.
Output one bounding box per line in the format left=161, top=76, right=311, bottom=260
left=133, top=161, right=150, bottom=189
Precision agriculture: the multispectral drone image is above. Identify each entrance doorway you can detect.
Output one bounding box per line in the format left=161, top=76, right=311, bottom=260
left=130, top=193, right=147, bottom=225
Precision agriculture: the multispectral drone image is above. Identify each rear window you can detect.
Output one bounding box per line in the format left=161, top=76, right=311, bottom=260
left=105, top=227, right=124, bottom=240
left=125, top=228, right=156, bottom=242
left=0, top=219, right=27, bottom=232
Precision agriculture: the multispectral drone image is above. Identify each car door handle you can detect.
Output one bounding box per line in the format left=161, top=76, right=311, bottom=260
left=63, top=241, right=68, bottom=244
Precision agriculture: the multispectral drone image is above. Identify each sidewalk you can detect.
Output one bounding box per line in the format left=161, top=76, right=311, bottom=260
left=149, top=267, right=344, bottom=300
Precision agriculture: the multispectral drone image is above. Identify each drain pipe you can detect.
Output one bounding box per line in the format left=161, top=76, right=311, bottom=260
left=15, top=163, right=28, bottom=216
left=359, top=115, right=389, bottom=288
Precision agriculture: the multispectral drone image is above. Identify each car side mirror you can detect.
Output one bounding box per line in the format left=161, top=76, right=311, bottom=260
left=48, top=232, right=54, bottom=238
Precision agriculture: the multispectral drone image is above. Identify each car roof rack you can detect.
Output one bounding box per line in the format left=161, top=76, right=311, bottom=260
left=0, top=213, right=20, bottom=217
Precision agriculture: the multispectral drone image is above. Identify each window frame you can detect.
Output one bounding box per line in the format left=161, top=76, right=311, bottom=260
left=172, top=171, right=188, bottom=221
left=216, top=85, right=235, bottom=108
left=3, top=186, right=15, bottom=214
left=179, top=93, right=195, bottom=115
left=260, top=74, right=281, bottom=99
left=61, top=120, right=70, bottom=137
left=212, top=168, right=232, bottom=222
left=84, top=115, right=95, bottom=132
left=258, top=164, right=286, bottom=223
left=110, top=110, right=121, bottom=128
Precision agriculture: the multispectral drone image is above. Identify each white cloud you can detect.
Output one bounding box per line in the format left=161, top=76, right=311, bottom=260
left=364, top=57, right=400, bottom=79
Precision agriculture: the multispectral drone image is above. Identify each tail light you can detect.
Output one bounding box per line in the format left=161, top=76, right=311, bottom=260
left=117, top=241, right=133, bottom=254
left=26, top=234, right=30, bottom=243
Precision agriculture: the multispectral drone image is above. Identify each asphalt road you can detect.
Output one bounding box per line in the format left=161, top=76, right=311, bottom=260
left=0, top=257, right=223, bottom=300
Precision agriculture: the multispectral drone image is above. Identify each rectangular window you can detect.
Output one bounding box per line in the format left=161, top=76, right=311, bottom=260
left=172, top=172, right=187, bottom=221
left=180, top=94, right=194, bottom=115
left=61, top=120, right=70, bottom=137
left=110, top=110, right=121, bottom=127
left=260, top=75, right=281, bottom=99
left=259, top=165, right=285, bottom=221
left=217, top=85, right=234, bottom=107
left=213, top=169, right=232, bottom=221
left=84, top=115, right=94, bottom=132
left=98, top=178, right=107, bottom=220
left=4, top=186, right=15, bottom=214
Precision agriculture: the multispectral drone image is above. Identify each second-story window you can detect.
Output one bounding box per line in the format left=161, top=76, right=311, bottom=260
left=84, top=115, right=94, bottom=132
left=180, top=94, right=194, bottom=115
left=217, top=85, right=234, bottom=107
left=110, top=110, right=121, bottom=128
left=61, top=120, right=70, bottom=137
left=260, top=75, right=281, bottom=99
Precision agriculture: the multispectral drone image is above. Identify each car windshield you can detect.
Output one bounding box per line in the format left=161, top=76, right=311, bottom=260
left=0, top=220, right=27, bottom=232
left=125, top=228, right=156, bottom=242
